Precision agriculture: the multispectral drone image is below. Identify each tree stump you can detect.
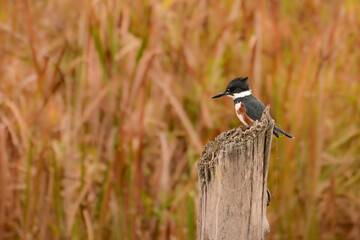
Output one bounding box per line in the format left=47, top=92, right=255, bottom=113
left=197, top=106, right=274, bottom=240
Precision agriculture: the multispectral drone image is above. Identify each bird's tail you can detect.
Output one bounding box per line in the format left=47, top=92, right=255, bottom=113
left=273, top=125, right=295, bottom=138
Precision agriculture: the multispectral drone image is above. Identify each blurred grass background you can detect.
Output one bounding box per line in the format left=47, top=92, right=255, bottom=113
left=1, top=0, right=360, bottom=239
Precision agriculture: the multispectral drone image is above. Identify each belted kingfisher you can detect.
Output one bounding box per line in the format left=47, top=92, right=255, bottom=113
left=212, top=77, right=294, bottom=138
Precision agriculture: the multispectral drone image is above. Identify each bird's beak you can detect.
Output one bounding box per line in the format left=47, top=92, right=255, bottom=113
left=211, top=91, right=228, bottom=99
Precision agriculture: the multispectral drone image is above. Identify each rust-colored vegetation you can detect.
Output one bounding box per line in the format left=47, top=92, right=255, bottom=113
left=0, top=0, right=360, bottom=239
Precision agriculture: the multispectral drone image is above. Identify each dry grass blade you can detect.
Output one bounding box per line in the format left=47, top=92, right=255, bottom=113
left=82, top=208, right=94, bottom=240
left=152, top=75, right=203, bottom=153
left=158, top=132, right=175, bottom=196
left=3, top=98, right=29, bottom=151
left=66, top=178, right=92, bottom=236
left=77, top=80, right=119, bottom=131
left=0, top=125, right=7, bottom=239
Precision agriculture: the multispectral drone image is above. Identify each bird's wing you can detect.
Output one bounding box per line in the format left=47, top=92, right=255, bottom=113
left=242, top=95, right=266, bottom=121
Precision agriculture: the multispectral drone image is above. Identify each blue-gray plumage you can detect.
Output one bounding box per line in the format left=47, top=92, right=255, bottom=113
left=234, top=95, right=264, bottom=122
left=212, top=77, right=294, bottom=138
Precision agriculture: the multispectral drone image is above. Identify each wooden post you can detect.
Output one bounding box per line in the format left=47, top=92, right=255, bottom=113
left=197, top=106, right=274, bottom=240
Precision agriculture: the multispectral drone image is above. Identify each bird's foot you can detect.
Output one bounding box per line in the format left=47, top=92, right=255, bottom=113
left=267, top=189, right=271, bottom=206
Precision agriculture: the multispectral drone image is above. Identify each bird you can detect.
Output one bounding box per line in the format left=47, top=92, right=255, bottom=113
left=212, top=77, right=294, bottom=138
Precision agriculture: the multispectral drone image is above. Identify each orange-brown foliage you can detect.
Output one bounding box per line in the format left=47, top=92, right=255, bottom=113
left=0, top=0, right=360, bottom=239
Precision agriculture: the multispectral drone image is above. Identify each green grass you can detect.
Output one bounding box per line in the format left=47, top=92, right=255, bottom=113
left=0, top=0, right=360, bottom=239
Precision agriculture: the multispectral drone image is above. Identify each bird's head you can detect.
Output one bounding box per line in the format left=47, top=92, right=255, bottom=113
left=212, top=77, right=251, bottom=99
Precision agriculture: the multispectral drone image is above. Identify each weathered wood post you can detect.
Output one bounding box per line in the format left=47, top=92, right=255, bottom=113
left=197, top=106, right=274, bottom=240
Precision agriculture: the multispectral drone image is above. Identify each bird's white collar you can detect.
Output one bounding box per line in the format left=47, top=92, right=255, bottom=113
left=228, top=90, right=252, bottom=99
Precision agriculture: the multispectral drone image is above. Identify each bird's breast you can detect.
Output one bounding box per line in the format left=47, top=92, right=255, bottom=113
left=234, top=102, right=254, bottom=127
